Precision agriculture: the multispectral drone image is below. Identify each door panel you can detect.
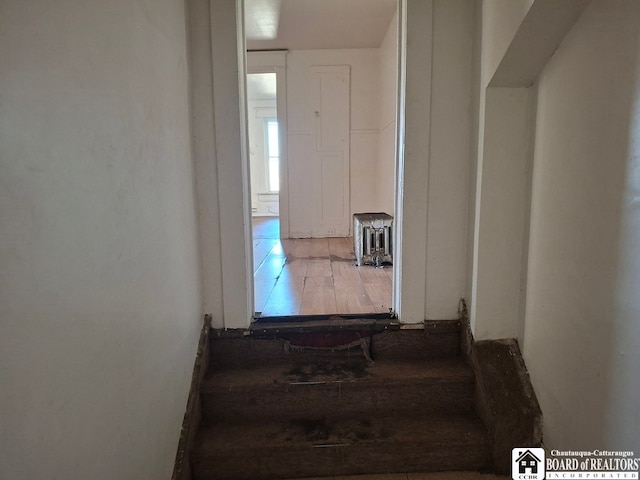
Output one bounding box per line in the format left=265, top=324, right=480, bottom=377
left=318, top=151, right=345, bottom=236
left=287, top=65, right=350, bottom=238
left=287, top=133, right=315, bottom=238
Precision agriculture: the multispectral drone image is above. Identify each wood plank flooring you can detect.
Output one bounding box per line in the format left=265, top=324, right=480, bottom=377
left=252, top=217, right=393, bottom=317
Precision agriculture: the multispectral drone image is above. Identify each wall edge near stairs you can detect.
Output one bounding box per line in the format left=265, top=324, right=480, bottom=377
left=460, top=300, right=543, bottom=474
left=172, top=315, right=212, bottom=480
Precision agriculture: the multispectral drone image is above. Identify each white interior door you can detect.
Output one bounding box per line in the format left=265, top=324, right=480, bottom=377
left=288, top=65, right=350, bottom=237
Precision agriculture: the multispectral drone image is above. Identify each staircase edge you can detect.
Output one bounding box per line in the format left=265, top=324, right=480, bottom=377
left=172, top=314, right=212, bottom=480
left=459, top=299, right=544, bottom=474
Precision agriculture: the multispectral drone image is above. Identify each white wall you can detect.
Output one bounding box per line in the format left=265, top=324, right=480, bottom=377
left=471, top=86, right=536, bottom=339
left=286, top=49, right=380, bottom=232
left=471, top=0, right=532, bottom=339
left=394, top=0, right=433, bottom=322
left=481, top=0, right=534, bottom=85
left=470, top=0, right=587, bottom=340
left=524, top=0, right=640, bottom=450
left=0, top=0, right=203, bottom=478
left=395, top=0, right=475, bottom=322
left=377, top=9, right=399, bottom=215
left=426, top=0, right=475, bottom=319
left=189, top=0, right=225, bottom=325
left=208, top=0, right=254, bottom=328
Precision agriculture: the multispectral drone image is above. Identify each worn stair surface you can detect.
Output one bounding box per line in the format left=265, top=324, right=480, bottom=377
left=190, top=323, right=492, bottom=480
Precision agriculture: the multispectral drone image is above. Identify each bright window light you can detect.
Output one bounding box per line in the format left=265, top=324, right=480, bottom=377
left=266, top=120, right=279, bottom=192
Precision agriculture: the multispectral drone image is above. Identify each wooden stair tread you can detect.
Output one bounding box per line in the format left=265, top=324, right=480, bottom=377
left=194, top=412, right=488, bottom=449
left=201, top=358, right=476, bottom=424
left=191, top=413, right=491, bottom=480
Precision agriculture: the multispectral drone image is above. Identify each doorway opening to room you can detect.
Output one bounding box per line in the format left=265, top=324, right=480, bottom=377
left=246, top=71, right=285, bottom=315
left=244, top=0, right=401, bottom=321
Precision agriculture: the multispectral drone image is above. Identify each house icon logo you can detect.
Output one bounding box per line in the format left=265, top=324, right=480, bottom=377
left=512, top=448, right=545, bottom=480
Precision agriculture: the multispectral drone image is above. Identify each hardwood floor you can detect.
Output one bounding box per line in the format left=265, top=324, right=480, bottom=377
left=252, top=217, right=393, bottom=317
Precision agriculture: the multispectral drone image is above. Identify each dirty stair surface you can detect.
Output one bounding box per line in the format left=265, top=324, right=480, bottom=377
left=191, top=327, right=491, bottom=480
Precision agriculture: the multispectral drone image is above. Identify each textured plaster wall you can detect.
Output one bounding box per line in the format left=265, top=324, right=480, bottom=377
left=0, top=0, right=203, bottom=477
left=524, top=0, right=640, bottom=451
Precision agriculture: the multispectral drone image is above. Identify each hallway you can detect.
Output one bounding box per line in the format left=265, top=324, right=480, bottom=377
left=253, top=217, right=393, bottom=317
left=6, top=2, right=640, bottom=478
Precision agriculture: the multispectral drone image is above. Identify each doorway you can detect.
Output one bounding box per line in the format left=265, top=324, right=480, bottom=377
left=246, top=71, right=285, bottom=315
left=244, top=0, right=400, bottom=320
left=247, top=72, right=280, bottom=219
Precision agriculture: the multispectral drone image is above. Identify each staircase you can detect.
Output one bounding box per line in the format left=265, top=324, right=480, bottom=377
left=189, top=320, right=492, bottom=480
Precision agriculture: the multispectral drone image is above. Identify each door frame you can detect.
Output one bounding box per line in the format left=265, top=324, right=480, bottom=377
left=235, top=0, right=411, bottom=324
left=246, top=51, right=289, bottom=237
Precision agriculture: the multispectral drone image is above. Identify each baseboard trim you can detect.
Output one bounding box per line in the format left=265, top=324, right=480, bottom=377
left=459, top=300, right=543, bottom=474
left=171, top=314, right=211, bottom=480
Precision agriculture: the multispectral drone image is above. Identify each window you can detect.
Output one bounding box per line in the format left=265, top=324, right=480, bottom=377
left=266, top=119, right=279, bottom=192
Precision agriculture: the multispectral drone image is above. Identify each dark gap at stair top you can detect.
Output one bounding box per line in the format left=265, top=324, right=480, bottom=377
left=248, top=316, right=461, bottom=334
left=250, top=313, right=398, bottom=335
left=253, top=312, right=395, bottom=324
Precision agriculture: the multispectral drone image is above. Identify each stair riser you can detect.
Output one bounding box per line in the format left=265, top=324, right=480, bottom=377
left=201, top=381, right=474, bottom=424
left=210, top=328, right=461, bottom=369
left=192, top=442, right=491, bottom=480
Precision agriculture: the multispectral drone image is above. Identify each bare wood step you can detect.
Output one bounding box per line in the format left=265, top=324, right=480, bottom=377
left=191, top=413, right=491, bottom=480
left=201, top=358, right=475, bottom=423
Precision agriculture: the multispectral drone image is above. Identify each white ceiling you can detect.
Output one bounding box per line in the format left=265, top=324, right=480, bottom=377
left=245, top=0, right=398, bottom=51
